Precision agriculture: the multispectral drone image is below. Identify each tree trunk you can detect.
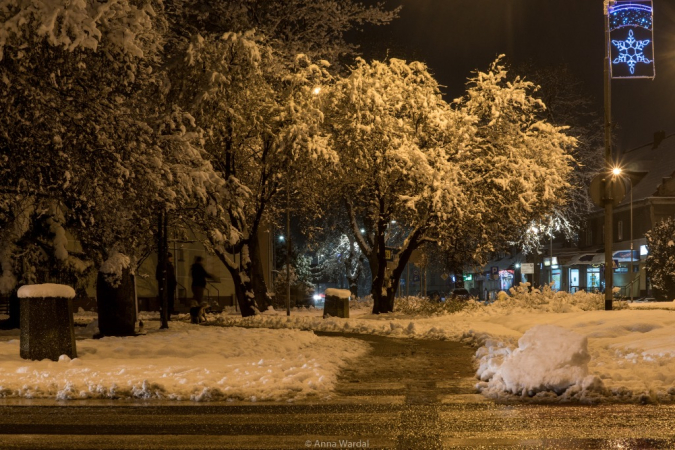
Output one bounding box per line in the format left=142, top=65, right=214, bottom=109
left=370, top=261, right=389, bottom=314
left=345, top=255, right=361, bottom=299
left=229, top=267, right=257, bottom=317
left=348, top=277, right=359, bottom=299
left=371, top=234, right=421, bottom=314
left=215, top=243, right=258, bottom=317
left=249, top=233, right=271, bottom=312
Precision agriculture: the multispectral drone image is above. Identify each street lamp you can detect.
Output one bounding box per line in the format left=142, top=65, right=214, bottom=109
left=612, top=167, right=634, bottom=301
left=602, top=0, right=616, bottom=310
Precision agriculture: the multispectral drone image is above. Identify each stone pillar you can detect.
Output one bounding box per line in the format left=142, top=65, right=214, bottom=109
left=19, top=284, right=77, bottom=361
left=324, top=288, right=351, bottom=319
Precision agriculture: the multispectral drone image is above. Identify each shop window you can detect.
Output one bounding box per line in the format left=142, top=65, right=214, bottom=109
left=587, top=267, right=601, bottom=291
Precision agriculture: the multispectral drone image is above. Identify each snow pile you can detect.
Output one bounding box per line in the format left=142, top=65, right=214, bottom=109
left=99, top=250, right=131, bottom=287
left=476, top=325, right=603, bottom=402
left=0, top=323, right=368, bottom=402
left=17, top=283, right=76, bottom=299
left=485, top=283, right=627, bottom=314
left=325, top=288, right=351, bottom=299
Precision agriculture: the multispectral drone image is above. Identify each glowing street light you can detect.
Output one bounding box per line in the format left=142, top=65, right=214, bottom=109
left=612, top=166, right=635, bottom=301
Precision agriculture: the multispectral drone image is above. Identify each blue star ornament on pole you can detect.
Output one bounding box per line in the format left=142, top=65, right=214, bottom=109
left=608, top=0, right=655, bottom=79
left=612, top=29, right=652, bottom=75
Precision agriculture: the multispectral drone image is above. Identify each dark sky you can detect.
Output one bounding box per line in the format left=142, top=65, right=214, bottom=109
left=354, top=0, right=675, bottom=150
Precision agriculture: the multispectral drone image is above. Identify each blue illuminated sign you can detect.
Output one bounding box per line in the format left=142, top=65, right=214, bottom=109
left=609, top=0, right=655, bottom=79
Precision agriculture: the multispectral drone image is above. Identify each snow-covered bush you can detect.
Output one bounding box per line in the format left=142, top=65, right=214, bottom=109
left=350, top=296, right=373, bottom=311
left=489, top=283, right=628, bottom=313
left=391, top=285, right=628, bottom=317
left=394, top=296, right=473, bottom=316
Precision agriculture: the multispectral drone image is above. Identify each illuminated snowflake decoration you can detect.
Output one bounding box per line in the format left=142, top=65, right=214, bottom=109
left=612, top=29, right=652, bottom=74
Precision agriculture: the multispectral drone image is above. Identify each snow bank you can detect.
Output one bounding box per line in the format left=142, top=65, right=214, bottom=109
left=476, top=325, right=603, bottom=401
left=17, top=284, right=76, bottom=299
left=0, top=323, right=368, bottom=402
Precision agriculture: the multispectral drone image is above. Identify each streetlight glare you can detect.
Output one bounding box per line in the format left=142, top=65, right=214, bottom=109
left=612, top=167, right=622, bottom=176
left=312, top=86, right=322, bottom=95
left=279, top=236, right=285, bottom=241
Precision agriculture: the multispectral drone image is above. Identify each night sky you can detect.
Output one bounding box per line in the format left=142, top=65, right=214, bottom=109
left=355, top=0, right=675, bottom=150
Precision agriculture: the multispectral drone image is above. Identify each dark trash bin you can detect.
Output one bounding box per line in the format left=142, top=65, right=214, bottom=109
left=323, top=288, right=350, bottom=319
left=96, top=269, right=137, bottom=336
left=19, top=284, right=77, bottom=361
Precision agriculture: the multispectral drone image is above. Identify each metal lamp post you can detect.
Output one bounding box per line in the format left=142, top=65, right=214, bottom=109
left=603, top=0, right=616, bottom=310
left=613, top=167, right=634, bottom=301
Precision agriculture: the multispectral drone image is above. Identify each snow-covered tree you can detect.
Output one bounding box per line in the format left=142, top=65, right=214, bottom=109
left=509, top=63, right=604, bottom=253
left=327, top=57, right=576, bottom=313
left=646, top=218, right=675, bottom=300
left=164, top=0, right=399, bottom=70
left=456, top=57, right=576, bottom=263
left=327, top=58, right=476, bottom=313
left=0, top=0, right=223, bottom=315
left=311, top=233, right=367, bottom=298
left=157, top=0, right=398, bottom=316
left=166, top=31, right=336, bottom=316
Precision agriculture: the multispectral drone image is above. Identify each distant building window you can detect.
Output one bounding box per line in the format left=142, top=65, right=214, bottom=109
left=618, top=221, right=623, bottom=241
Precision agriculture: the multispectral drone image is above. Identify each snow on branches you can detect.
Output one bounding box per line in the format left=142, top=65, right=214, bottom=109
left=327, top=56, right=576, bottom=312
left=457, top=56, right=576, bottom=257
left=0, top=0, right=160, bottom=60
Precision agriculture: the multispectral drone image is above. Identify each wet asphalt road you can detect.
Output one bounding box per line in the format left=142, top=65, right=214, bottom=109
left=2, top=333, right=675, bottom=449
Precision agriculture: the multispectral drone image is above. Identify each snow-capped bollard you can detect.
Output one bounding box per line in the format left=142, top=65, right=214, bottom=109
left=323, top=288, right=351, bottom=319
left=18, top=284, right=77, bottom=361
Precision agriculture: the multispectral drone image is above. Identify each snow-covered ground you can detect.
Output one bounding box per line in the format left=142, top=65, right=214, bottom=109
left=0, top=316, right=368, bottom=402
left=3, top=287, right=675, bottom=404
left=215, top=288, right=675, bottom=404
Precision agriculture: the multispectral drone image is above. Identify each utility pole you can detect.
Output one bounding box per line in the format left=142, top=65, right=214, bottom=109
left=286, top=185, right=291, bottom=317
left=603, top=0, right=615, bottom=311
left=629, top=178, right=634, bottom=302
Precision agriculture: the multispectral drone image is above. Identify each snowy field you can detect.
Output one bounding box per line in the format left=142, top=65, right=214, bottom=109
left=0, top=318, right=368, bottom=402
left=215, top=288, right=675, bottom=404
